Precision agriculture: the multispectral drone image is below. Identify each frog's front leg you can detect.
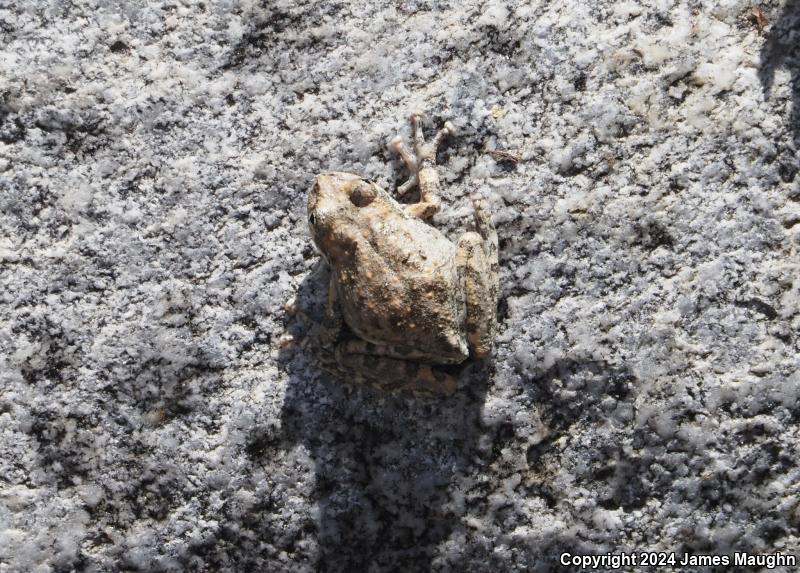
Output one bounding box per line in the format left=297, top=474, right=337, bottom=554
left=334, top=339, right=458, bottom=397
left=457, top=196, right=499, bottom=358
left=389, top=112, right=455, bottom=219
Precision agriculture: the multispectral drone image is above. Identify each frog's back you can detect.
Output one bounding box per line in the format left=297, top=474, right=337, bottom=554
left=336, top=207, right=469, bottom=364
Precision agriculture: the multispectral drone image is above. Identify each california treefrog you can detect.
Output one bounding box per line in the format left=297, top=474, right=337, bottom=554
left=307, top=113, right=498, bottom=397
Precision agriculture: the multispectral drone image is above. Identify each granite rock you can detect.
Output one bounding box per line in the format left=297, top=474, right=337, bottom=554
left=1, top=1, right=799, bottom=571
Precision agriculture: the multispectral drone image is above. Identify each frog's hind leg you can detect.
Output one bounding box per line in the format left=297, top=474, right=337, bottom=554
left=471, top=195, right=499, bottom=271
left=408, top=112, right=455, bottom=219
left=457, top=196, right=499, bottom=358
left=389, top=112, right=455, bottom=219
left=334, top=339, right=457, bottom=397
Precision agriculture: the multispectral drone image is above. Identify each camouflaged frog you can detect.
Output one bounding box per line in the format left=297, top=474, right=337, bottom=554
left=307, top=113, right=498, bottom=397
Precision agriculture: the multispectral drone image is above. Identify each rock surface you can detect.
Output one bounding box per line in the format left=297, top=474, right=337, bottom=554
left=1, top=1, right=799, bottom=571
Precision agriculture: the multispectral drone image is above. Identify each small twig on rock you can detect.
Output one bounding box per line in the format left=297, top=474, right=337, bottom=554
left=487, top=149, right=520, bottom=164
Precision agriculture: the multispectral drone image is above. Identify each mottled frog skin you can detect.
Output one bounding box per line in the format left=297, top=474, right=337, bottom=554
left=307, top=113, right=498, bottom=397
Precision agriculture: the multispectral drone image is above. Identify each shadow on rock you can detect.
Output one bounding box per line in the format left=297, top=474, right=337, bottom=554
left=519, top=358, right=651, bottom=512
left=276, top=262, right=491, bottom=572
left=759, top=1, right=800, bottom=166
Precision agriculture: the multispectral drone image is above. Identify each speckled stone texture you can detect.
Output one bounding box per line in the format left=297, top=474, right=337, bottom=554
left=1, top=1, right=799, bottom=572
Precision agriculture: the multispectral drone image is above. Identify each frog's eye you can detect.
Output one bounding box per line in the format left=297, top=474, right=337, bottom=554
left=350, top=181, right=377, bottom=207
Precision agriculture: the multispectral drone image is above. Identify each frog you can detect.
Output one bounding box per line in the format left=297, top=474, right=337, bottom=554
left=306, top=112, right=498, bottom=397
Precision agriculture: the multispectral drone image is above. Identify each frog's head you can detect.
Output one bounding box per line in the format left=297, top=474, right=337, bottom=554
left=307, top=172, right=379, bottom=259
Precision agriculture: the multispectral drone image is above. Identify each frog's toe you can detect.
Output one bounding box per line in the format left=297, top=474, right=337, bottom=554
left=431, top=120, right=455, bottom=154
left=389, top=134, right=419, bottom=174
left=397, top=173, right=418, bottom=196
